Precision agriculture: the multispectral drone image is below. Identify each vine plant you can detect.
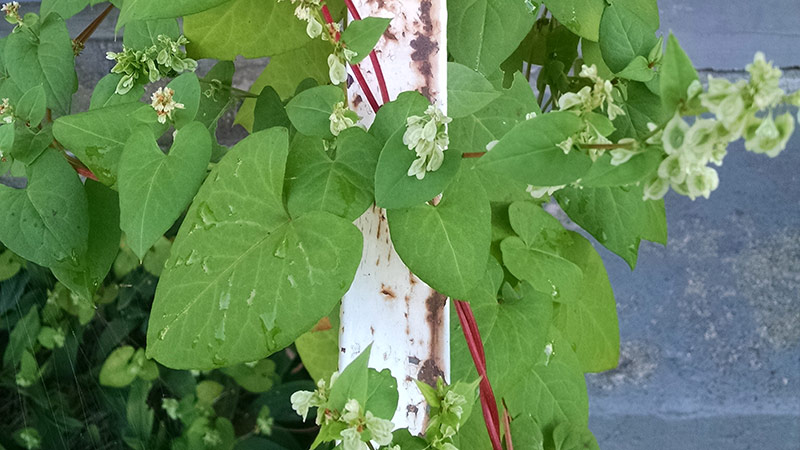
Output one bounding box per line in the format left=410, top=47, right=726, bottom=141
left=0, top=0, right=797, bottom=449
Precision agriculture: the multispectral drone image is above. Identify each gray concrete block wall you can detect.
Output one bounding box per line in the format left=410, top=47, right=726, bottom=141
left=4, top=2, right=800, bottom=449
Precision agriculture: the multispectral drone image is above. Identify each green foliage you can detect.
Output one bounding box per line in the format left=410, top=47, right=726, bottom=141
left=0, top=0, right=795, bottom=447
left=145, top=129, right=363, bottom=369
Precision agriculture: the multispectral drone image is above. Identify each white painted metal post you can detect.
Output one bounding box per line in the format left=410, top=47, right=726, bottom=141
left=339, top=0, right=448, bottom=434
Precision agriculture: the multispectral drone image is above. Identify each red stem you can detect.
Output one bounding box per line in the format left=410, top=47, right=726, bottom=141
left=342, top=0, right=391, bottom=103
left=455, top=300, right=503, bottom=450
left=502, top=400, right=514, bottom=450
left=321, top=5, right=380, bottom=113
left=462, top=152, right=485, bottom=158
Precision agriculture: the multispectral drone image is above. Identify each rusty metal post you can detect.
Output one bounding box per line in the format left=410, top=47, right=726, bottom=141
left=339, top=0, right=448, bottom=434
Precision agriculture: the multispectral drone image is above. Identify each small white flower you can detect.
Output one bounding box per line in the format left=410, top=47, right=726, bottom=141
left=340, top=427, right=368, bottom=450
left=2, top=1, right=20, bottom=22
left=0, top=98, right=13, bottom=124
left=526, top=185, right=565, bottom=198
left=643, top=176, right=670, bottom=201
left=328, top=53, right=348, bottom=85
left=743, top=112, right=795, bottom=157
left=657, top=154, right=688, bottom=184
left=442, top=390, right=467, bottom=420
left=686, top=166, right=719, bottom=200
left=341, top=398, right=362, bottom=423
left=525, top=111, right=538, bottom=120
left=306, top=16, right=323, bottom=39
left=202, top=429, right=222, bottom=447
left=662, top=113, right=690, bottom=155
left=162, top=398, right=180, bottom=420
left=365, top=412, right=394, bottom=445
left=485, top=140, right=499, bottom=151
left=746, top=52, right=784, bottom=110
left=290, top=390, right=315, bottom=421
left=150, top=87, right=184, bottom=124
left=329, top=101, right=358, bottom=136
left=557, top=136, right=574, bottom=154
left=403, top=104, right=451, bottom=179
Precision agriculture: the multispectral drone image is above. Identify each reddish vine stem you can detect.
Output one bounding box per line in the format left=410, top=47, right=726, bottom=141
left=321, top=5, right=381, bottom=113
left=502, top=400, right=514, bottom=450
left=341, top=0, right=391, bottom=103
left=74, top=4, right=114, bottom=45
left=65, top=154, right=98, bottom=181
left=462, top=152, right=485, bottom=158
left=455, top=300, right=503, bottom=450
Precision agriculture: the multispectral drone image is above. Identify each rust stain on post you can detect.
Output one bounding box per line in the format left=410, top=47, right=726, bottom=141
left=417, top=291, right=447, bottom=386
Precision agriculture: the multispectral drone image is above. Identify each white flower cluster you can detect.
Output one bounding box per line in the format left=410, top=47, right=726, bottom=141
left=290, top=373, right=395, bottom=450
left=106, top=35, right=197, bottom=95
left=559, top=65, right=625, bottom=121
left=0, top=97, right=13, bottom=124
left=2, top=1, right=20, bottom=24
left=644, top=52, right=796, bottom=201
left=329, top=101, right=359, bottom=136
left=288, top=0, right=324, bottom=39
left=403, top=104, right=452, bottom=180
left=150, top=87, right=185, bottom=124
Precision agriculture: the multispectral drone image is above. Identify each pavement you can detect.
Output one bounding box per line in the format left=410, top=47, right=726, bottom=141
left=4, top=2, right=800, bottom=449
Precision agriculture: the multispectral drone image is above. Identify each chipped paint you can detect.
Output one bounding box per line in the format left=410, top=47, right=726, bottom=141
left=340, top=0, right=448, bottom=435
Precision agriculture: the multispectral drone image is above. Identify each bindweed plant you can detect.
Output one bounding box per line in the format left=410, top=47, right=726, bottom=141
left=0, top=0, right=797, bottom=449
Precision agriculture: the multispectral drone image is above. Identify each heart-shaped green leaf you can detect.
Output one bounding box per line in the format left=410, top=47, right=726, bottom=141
left=340, top=17, right=392, bottom=64
left=52, top=180, right=121, bottom=301
left=285, top=127, right=380, bottom=221
left=476, top=111, right=591, bottom=186
left=119, top=121, right=212, bottom=260
left=285, top=85, right=345, bottom=139
left=387, top=169, right=490, bottom=299
left=447, top=62, right=500, bottom=119
left=146, top=128, right=363, bottom=369
left=53, top=102, right=164, bottom=186
left=0, top=149, right=88, bottom=269
left=168, top=73, right=202, bottom=129
left=4, top=14, right=77, bottom=115
left=500, top=202, right=583, bottom=303
left=374, top=128, right=461, bottom=209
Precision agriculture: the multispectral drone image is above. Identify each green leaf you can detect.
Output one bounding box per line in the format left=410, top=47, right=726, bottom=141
left=611, top=0, right=659, bottom=31
left=235, top=39, right=331, bottom=131
left=552, top=422, right=601, bottom=450
left=117, top=0, right=230, bottom=29
left=168, top=73, right=202, bottom=129
left=0, top=250, right=23, bottom=282
left=449, top=0, right=536, bottom=75
left=119, top=122, right=211, bottom=260
left=612, top=81, right=669, bottom=141
left=146, top=128, right=363, bottom=369
left=99, top=346, right=139, bottom=387
left=509, top=415, right=545, bottom=450
left=365, top=368, right=399, bottom=420
left=447, top=62, right=501, bottom=119
left=184, top=0, right=312, bottom=60
left=221, top=359, right=277, bottom=393
left=0, top=149, right=88, bottom=269
left=285, top=85, right=345, bottom=139
left=40, top=0, right=91, bottom=20
left=328, top=344, right=372, bottom=410
left=543, top=0, right=605, bottom=41
left=341, top=17, right=392, bottom=64
left=476, top=112, right=591, bottom=186
left=580, top=151, right=661, bottom=188
left=374, top=129, right=461, bottom=209
left=3, top=305, right=40, bottom=367
left=554, top=185, right=667, bottom=269
left=660, top=34, right=699, bottom=112
left=142, top=236, right=171, bottom=276
left=53, top=102, right=163, bottom=186
left=500, top=202, right=582, bottom=303
left=253, top=86, right=291, bottom=133
left=51, top=180, right=121, bottom=301
left=123, top=18, right=180, bottom=48
left=90, top=74, right=146, bottom=110
left=599, top=4, right=658, bottom=73
left=369, top=90, right=430, bottom=145
left=196, top=61, right=236, bottom=130
left=5, top=14, right=77, bottom=115
left=450, top=72, right=539, bottom=157
left=616, top=56, right=656, bottom=82
left=123, top=380, right=155, bottom=450
left=286, top=127, right=380, bottom=221
left=295, top=309, right=340, bottom=383
left=554, top=232, right=619, bottom=373
left=16, top=85, right=47, bottom=127
left=10, top=121, right=52, bottom=165
left=387, top=169, right=490, bottom=300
